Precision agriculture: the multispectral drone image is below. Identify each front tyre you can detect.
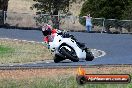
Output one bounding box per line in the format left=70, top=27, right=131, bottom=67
left=54, top=54, right=65, bottom=63
left=59, top=46, right=79, bottom=62
left=85, top=49, right=94, bottom=61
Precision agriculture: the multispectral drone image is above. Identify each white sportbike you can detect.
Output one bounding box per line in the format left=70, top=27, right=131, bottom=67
left=49, top=32, right=94, bottom=63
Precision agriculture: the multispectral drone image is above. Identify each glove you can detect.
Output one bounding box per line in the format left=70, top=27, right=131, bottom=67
left=42, top=42, right=50, bottom=49
left=42, top=42, right=48, bottom=46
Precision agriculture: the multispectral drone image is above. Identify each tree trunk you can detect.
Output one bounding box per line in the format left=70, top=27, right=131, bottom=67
left=51, top=9, right=59, bottom=29
left=0, top=10, right=4, bottom=25
left=0, top=0, right=9, bottom=25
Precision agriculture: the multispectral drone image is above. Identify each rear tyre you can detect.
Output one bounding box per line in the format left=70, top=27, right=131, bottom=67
left=59, top=46, right=79, bottom=62
left=85, top=49, right=94, bottom=61
left=54, top=54, right=65, bottom=63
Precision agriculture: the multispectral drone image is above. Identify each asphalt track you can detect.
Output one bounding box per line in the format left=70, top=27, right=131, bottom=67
left=0, top=28, right=132, bottom=68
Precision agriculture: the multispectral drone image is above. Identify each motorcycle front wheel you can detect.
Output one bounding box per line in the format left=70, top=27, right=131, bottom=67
left=54, top=54, right=65, bottom=63
left=59, top=45, right=79, bottom=62
left=85, top=49, right=94, bottom=61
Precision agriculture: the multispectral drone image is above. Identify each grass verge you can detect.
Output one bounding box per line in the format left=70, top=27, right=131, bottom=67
left=0, top=77, right=131, bottom=88
left=0, top=66, right=132, bottom=88
left=0, top=39, right=53, bottom=64
left=0, top=45, right=14, bottom=55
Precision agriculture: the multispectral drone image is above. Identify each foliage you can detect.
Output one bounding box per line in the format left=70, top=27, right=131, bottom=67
left=79, top=0, right=132, bottom=32
left=31, top=0, right=82, bottom=29
left=31, top=0, right=76, bottom=14
left=80, top=0, right=130, bottom=19
left=122, top=0, right=132, bottom=20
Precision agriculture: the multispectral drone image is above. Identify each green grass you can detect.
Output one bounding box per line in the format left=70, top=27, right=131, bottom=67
left=0, top=45, right=14, bottom=55
left=0, top=39, right=53, bottom=64
left=0, top=76, right=131, bottom=88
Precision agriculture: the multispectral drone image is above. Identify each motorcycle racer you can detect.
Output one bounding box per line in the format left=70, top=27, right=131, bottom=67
left=41, top=24, right=85, bottom=49
left=42, top=24, right=57, bottom=43
left=41, top=24, right=63, bottom=49
left=41, top=24, right=94, bottom=63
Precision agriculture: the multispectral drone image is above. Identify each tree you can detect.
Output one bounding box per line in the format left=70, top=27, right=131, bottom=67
left=31, top=0, right=78, bottom=29
left=80, top=0, right=129, bottom=19
left=79, top=0, right=131, bottom=32
left=121, top=0, right=132, bottom=32
left=122, top=0, right=132, bottom=20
